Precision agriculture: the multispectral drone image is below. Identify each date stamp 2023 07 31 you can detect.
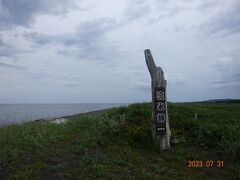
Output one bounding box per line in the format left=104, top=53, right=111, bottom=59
left=187, top=160, right=224, bottom=168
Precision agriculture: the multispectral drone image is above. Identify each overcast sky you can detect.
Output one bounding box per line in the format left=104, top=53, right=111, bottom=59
left=0, top=0, right=239, bottom=103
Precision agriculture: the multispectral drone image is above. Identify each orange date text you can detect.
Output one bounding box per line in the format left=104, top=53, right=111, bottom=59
left=187, top=160, right=224, bottom=168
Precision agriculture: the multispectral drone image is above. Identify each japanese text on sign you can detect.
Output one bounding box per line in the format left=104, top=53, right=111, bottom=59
left=154, top=87, right=166, bottom=135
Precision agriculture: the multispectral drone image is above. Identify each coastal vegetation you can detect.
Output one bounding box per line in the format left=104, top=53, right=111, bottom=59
left=0, top=102, right=240, bottom=179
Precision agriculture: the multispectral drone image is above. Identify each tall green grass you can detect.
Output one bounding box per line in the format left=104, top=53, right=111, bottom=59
left=1, top=102, right=240, bottom=167
left=91, top=102, right=240, bottom=160
left=0, top=117, right=90, bottom=166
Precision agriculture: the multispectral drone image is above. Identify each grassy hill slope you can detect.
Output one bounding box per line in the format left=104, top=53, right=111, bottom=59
left=0, top=102, right=240, bottom=179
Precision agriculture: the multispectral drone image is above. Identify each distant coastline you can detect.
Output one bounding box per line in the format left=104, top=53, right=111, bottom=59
left=0, top=103, right=127, bottom=126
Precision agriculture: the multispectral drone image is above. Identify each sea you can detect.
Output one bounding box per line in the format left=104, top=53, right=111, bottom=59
left=0, top=103, right=126, bottom=126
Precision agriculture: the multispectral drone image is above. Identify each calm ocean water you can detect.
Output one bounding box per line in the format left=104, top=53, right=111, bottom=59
left=0, top=103, right=126, bottom=126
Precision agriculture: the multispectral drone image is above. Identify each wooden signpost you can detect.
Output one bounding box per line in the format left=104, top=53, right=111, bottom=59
left=144, top=49, right=171, bottom=150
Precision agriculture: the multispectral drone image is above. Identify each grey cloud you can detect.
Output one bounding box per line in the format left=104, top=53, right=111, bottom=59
left=0, top=61, right=25, bottom=70
left=61, top=82, right=82, bottom=88
left=148, top=0, right=192, bottom=23
left=59, top=18, right=117, bottom=58
left=202, top=0, right=240, bottom=36
left=25, top=18, right=122, bottom=62
left=0, top=39, right=18, bottom=57
left=122, top=0, right=151, bottom=23
left=24, top=33, right=54, bottom=46
left=168, top=79, right=186, bottom=86
left=58, top=74, right=87, bottom=88
left=132, top=81, right=150, bottom=92
left=121, top=0, right=171, bottom=24
left=28, top=72, right=50, bottom=80
left=211, top=72, right=240, bottom=87
left=0, top=0, right=77, bottom=28
left=212, top=73, right=240, bottom=85
left=132, top=72, right=186, bottom=93
left=211, top=49, right=240, bottom=86
left=121, top=0, right=193, bottom=25
left=197, top=0, right=220, bottom=12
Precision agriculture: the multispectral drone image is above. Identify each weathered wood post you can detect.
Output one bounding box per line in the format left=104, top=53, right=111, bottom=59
left=144, top=49, right=171, bottom=150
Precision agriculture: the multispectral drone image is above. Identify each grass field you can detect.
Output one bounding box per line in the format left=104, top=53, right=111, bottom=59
left=0, top=102, right=240, bottom=179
